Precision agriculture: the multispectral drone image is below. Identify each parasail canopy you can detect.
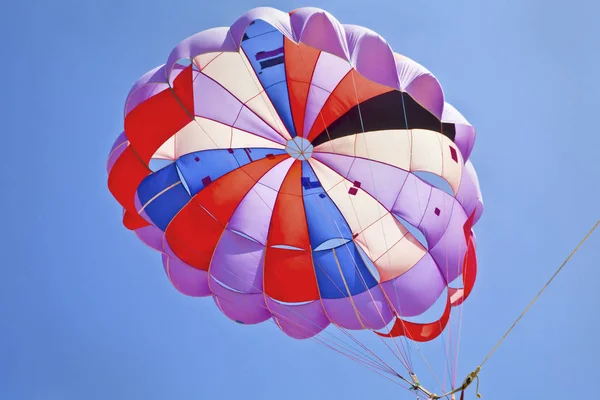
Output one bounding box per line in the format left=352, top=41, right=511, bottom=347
left=107, top=6, right=484, bottom=397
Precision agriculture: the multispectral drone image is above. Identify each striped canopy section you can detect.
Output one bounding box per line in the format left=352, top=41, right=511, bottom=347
left=107, top=7, right=483, bottom=342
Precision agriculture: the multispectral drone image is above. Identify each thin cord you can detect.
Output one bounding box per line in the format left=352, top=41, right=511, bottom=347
left=478, top=218, right=600, bottom=369
left=429, top=219, right=600, bottom=400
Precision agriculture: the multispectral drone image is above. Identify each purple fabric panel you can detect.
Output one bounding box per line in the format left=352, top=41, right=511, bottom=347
left=106, top=133, right=128, bottom=174
left=210, top=278, right=271, bottom=324
left=267, top=299, right=329, bottom=339
left=392, top=173, right=432, bottom=228
left=161, top=246, right=211, bottom=297
left=125, top=82, right=170, bottom=117
left=209, top=230, right=265, bottom=294
left=395, top=56, right=444, bottom=119
left=454, top=124, right=476, bottom=162
left=109, top=131, right=128, bottom=155
left=229, top=7, right=294, bottom=47
left=343, top=24, right=400, bottom=89
left=442, top=102, right=476, bottom=160
left=133, top=191, right=142, bottom=215
left=253, top=156, right=294, bottom=189
left=456, top=160, right=484, bottom=223
left=312, top=152, right=355, bottom=178
left=302, top=53, right=352, bottom=137
left=234, top=105, right=287, bottom=145
left=381, top=253, right=445, bottom=317
left=417, top=187, right=455, bottom=249
left=134, top=225, right=164, bottom=252
left=390, top=164, right=481, bottom=234
left=289, top=8, right=349, bottom=60
left=165, top=27, right=236, bottom=85
left=405, top=75, right=444, bottom=120
left=321, top=287, right=393, bottom=330
left=342, top=25, right=362, bottom=62
left=193, top=73, right=243, bottom=125
left=315, top=152, right=409, bottom=210
left=394, top=55, right=419, bottom=90
left=428, top=200, right=468, bottom=283
left=192, top=72, right=285, bottom=144
left=133, top=192, right=153, bottom=225
left=225, top=182, right=277, bottom=245
left=124, top=65, right=167, bottom=116
left=127, top=64, right=187, bottom=115
left=227, top=158, right=293, bottom=244
left=441, top=101, right=469, bottom=124
left=303, top=85, right=331, bottom=138
left=311, top=52, right=352, bottom=92
left=345, top=157, right=409, bottom=211
left=128, top=62, right=190, bottom=120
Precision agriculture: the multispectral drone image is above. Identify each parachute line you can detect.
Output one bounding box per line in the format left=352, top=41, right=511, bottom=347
left=432, top=219, right=600, bottom=400
left=479, top=219, right=600, bottom=369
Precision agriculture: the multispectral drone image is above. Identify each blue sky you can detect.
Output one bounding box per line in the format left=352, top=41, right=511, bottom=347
left=2, top=0, right=599, bottom=399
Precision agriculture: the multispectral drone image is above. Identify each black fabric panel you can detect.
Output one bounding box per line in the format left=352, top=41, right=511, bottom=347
left=401, top=92, right=442, bottom=133
left=311, top=91, right=405, bottom=147
left=441, top=122, right=456, bottom=142
left=311, top=90, right=447, bottom=148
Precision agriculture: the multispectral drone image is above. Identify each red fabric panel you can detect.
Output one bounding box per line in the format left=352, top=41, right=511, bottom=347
left=107, top=145, right=150, bottom=230
left=284, top=37, right=320, bottom=136
left=124, top=65, right=195, bottom=164
left=165, top=154, right=288, bottom=271
left=378, top=295, right=451, bottom=342
left=450, top=210, right=478, bottom=306
left=264, top=161, right=320, bottom=302
left=123, top=210, right=148, bottom=231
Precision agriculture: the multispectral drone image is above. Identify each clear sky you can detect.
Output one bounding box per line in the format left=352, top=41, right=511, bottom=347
left=2, top=0, right=599, bottom=399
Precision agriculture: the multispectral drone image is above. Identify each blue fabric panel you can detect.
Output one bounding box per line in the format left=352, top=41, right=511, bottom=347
left=137, top=164, right=191, bottom=230
left=241, top=19, right=296, bottom=137
left=301, top=161, right=353, bottom=250
left=142, top=184, right=191, bottom=231
left=175, top=148, right=285, bottom=196
left=137, top=163, right=180, bottom=205
left=312, top=241, right=378, bottom=299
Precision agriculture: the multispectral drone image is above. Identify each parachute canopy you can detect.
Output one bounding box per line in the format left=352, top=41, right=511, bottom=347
left=107, top=6, right=483, bottom=344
